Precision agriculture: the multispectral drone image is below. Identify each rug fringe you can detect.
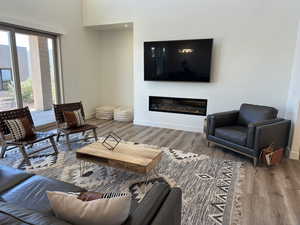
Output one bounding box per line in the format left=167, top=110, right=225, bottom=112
left=230, top=162, right=246, bottom=225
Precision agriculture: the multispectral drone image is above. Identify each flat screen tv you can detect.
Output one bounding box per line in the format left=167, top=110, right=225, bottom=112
left=144, top=39, right=213, bottom=82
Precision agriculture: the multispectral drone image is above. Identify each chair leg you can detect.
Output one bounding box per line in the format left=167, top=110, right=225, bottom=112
left=56, top=132, right=61, bottom=142
left=19, top=145, right=31, bottom=166
left=82, top=131, right=89, bottom=142
left=0, top=144, right=8, bottom=158
left=93, top=128, right=98, bottom=142
left=207, top=141, right=210, bottom=147
left=66, top=134, right=72, bottom=150
left=49, top=136, right=59, bottom=154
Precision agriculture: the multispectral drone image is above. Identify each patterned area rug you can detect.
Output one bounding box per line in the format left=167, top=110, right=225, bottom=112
left=0, top=138, right=243, bottom=225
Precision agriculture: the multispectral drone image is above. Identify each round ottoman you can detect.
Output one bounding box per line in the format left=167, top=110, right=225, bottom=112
left=96, top=106, right=114, bottom=120
left=114, top=107, right=133, bottom=122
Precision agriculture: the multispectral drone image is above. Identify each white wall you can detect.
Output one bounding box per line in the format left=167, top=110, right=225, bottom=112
left=84, top=0, right=300, bottom=132
left=96, top=29, right=133, bottom=107
left=0, top=0, right=102, bottom=117
left=286, top=22, right=300, bottom=159
left=286, top=23, right=300, bottom=122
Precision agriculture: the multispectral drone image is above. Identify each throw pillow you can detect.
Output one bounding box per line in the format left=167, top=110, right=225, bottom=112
left=47, top=191, right=131, bottom=225
left=78, top=191, right=104, bottom=201
left=5, top=117, right=35, bottom=141
left=63, top=110, right=85, bottom=128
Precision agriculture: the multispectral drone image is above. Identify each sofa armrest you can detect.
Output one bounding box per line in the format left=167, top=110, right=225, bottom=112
left=246, top=118, right=283, bottom=148
left=253, top=119, right=291, bottom=152
left=150, top=188, right=182, bottom=225
left=124, top=183, right=170, bottom=225
left=207, top=110, right=239, bottom=136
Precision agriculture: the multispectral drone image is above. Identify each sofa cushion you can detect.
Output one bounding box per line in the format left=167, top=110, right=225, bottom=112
left=1, top=175, right=85, bottom=215
left=0, top=201, right=71, bottom=225
left=237, top=104, right=278, bottom=126
left=215, top=126, right=248, bottom=146
left=0, top=165, right=33, bottom=194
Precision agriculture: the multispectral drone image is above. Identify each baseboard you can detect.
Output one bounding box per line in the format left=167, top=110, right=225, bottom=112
left=289, top=150, right=300, bottom=160
left=134, top=120, right=202, bottom=133
left=86, top=112, right=96, bottom=120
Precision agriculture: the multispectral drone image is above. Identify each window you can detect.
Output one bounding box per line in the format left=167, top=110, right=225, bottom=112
left=0, top=23, right=62, bottom=126
left=0, top=69, right=12, bottom=90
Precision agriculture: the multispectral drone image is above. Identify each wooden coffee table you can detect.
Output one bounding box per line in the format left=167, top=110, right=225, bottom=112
left=76, top=141, right=162, bottom=176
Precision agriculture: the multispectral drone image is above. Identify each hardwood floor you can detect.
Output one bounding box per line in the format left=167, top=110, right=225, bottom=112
left=88, top=119, right=300, bottom=225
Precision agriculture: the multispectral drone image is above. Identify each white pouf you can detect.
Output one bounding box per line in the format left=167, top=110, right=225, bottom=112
left=96, top=106, right=114, bottom=120
left=114, top=107, right=133, bottom=122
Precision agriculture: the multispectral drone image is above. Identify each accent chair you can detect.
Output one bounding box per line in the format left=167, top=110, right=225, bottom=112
left=53, top=102, right=98, bottom=150
left=0, top=107, right=58, bottom=166
left=206, top=103, right=291, bottom=166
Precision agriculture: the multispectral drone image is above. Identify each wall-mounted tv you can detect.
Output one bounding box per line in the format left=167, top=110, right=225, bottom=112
left=144, top=39, right=213, bottom=82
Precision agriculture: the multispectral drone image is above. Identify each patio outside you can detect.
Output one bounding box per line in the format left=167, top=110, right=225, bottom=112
left=0, top=88, right=55, bottom=126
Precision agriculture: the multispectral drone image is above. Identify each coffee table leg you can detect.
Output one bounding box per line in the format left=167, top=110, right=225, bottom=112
left=153, top=168, right=160, bottom=178
left=142, top=173, right=149, bottom=193
left=80, top=161, right=86, bottom=176
left=79, top=161, right=82, bottom=176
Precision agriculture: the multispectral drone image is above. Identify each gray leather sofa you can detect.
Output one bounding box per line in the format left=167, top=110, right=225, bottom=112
left=0, top=165, right=182, bottom=225
left=206, top=103, right=291, bottom=166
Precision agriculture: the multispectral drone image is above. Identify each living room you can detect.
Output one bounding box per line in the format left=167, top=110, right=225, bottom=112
left=0, top=0, right=300, bottom=225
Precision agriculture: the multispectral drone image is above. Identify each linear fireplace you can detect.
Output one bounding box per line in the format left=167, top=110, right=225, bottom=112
left=149, top=96, right=207, bottom=116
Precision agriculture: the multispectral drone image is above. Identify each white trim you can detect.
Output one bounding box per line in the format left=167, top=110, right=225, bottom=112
left=56, top=37, right=65, bottom=104
left=134, top=119, right=203, bottom=133
left=289, top=150, right=299, bottom=160
left=0, top=15, right=65, bottom=34
left=85, top=22, right=134, bottom=31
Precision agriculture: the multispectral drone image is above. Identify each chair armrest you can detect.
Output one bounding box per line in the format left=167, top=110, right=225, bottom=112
left=246, top=118, right=283, bottom=148
left=207, top=110, right=239, bottom=136
left=253, top=119, right=291, bottom=152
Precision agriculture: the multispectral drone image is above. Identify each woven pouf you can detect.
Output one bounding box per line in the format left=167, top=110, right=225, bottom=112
left=114, top=107, right=133, bottom=122
left=95, top=106, right=114, bottom=120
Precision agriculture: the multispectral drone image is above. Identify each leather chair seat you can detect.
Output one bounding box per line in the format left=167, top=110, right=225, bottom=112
left=59, top=124, right=97, bottom=134
left=215, top=126, right=248, bottom=146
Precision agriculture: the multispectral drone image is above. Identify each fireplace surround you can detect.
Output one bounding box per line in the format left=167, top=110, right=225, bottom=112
left=149, top=96, right=207, bottom=116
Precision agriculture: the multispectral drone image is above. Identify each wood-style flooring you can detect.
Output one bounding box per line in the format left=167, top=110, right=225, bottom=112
left=87, top=119, right=300, bottom=225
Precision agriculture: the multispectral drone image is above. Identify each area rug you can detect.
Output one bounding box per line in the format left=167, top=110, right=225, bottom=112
left=1, top=138, right=243, bottom=225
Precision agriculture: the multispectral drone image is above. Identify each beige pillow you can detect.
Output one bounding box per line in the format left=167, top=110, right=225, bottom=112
left=47, top=191, right=131, bottom=225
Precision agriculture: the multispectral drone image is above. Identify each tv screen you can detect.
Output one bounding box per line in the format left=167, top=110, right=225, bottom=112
left=144, top=39, right=213, bottom=82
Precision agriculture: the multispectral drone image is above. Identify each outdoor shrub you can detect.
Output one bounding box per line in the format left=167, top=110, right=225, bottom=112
left=8, top=79, right=33, bottom=103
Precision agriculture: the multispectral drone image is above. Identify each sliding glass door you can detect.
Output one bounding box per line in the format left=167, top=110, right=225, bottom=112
left=0, top=24, right=61, bottom=126
left=0, top=30, right=17, bottom=110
